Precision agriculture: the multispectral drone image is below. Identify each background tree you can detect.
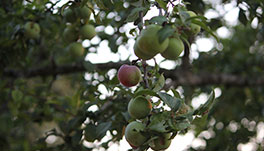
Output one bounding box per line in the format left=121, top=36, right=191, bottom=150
left=1, top=0, right=264, bottom=151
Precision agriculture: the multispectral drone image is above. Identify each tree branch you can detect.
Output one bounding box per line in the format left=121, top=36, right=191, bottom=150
left=3, top=62, right=264, bottom=87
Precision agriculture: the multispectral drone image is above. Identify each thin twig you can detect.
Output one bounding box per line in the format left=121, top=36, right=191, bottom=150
left=142, top=61, right=149, bottom=88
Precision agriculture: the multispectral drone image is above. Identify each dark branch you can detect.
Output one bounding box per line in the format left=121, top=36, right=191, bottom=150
left=3, top=62, right=264, bottom=87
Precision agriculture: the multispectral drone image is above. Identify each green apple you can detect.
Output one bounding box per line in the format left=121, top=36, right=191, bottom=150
left=187, top=11, right=201, bottom=35
left=63, top=8, right=77, bottom=23
left=63, top=26, right=79, bottom=43
left=137, top=24, right=169, bottom=56
left=134, top=39, right=156, bottom=60
left=76, top=6, right=91, bottom=20
left=80, top=24, right=96, bottom=40
left=161, top=37, right=184, bottom=60
left=68, top=42, right=84, bottom=57
left=150, top=133, right=172, bottom=151
left=128, top=96, right=152, bottom=119
left=24, top=21, right=40, bottom=39
left=125, top=121, right=147, bottom=147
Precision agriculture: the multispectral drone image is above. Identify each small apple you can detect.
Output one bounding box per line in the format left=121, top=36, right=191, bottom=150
left=125, top=121, right=147, bottom=147
left=68, top=42, right=84, bottom=57
left=128, top=96, right=152, bottom=119
left=63, top=26, right=79, bottom=43
left=80, top=24, right=96, bottom=40
left=137, top=24, right=169, bottom=56
left=24, top=21, right=40, bottom=39
left=117, top=64, right=142, bottom=87
left=150, top=133, right=172, bottom=151
left=161, top=37, right=184, bottom=60
left=76, top=6, right=91, bottom=20
left=187, top=11, right=201, bottom=35
left=134, top=39, right=155, bottom=60
left=63, top=8, right=77, bottom=23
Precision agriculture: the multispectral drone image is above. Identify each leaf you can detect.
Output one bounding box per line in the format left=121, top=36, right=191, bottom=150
left=157, top=92, right=181, bottom=112
left=185, top=16, right=208, bottom=23
left=95, top=0, right=108, bottom=10
left=157, top=25, right=175, bottom=43
left=192, top=114, right=209, bottom=136
left=239, top=8, right=248, bottom=26
left=153, top=74, right=165, bottom=92
left=146, top=16, right=167, bottom=25
left=148, top=112, right=170, bottom=132
left=129, top=28, right=137, bottom=36
left=125, top=7, right=147, bottom=22
left=148, top=120, right=167, bottom=132
left=134, top=89, right=158, bottom=97
left=191, top=19, right=219, bottom=42
left=96, top=122, right=112, bottom=139
left=155, top=0, right=167, bottom=10
left=171, top=89, right=181, bottom=98
left=11, top=90, right=23, bottom=102
left=193, top=91, right=215, bottom=115
left=84, top=124, right=97, bottom=142
left=71, top=129, right=83, bottom=145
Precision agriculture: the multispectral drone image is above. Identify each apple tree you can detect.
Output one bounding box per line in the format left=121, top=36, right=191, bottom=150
left=1, top=0, right=264, bottom=151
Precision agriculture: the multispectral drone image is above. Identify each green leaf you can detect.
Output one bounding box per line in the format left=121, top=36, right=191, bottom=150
left=148, top=112, right=170, bottom=132
left=96, top=122, right=112, bottom=139
left=148, top=120, right=167, bottom=132
left=146, top=16, right=167, bottom=25
left=84, top=124, right=97, bottom=142
left=153, top=74, right=165, bottom=92
left=168, top=119, right=191, bottom=131
left=157, top=25, right=175, bottom=43
left=134, top=89, right=158, bottom=97
left=239, top=9, right=248, bottom=26
left=11, top=90, right=23, bottom=102
left=72, top=130, right=83, bottom=145
left=155, top=0, right=167, bottom=10
left=171, top=89, right=181, bottom=98
left=125, top=7, right=147, bottom=22
left=192, top=114, right=209, bottom=135
left=191, top=19, right=219, bottom=42
left=157, top=92, right=181, bottom=112
left=95, top=0, right=108, bottom=10
left=193, top=91, right=215, bottom=115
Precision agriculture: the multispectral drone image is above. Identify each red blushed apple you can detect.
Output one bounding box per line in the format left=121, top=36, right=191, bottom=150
left=117, top=64, right=142, bottom=87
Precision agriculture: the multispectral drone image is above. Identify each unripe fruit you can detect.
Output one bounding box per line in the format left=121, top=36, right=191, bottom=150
left=63, top=8, right=77, bottom=23
left=161, top=37, right=184, bottom=60
left=128, top=96, right=152, bottom=119
left=134, top=40, right=155, bottom=60
left=136, top=24, right=169, bottom=56
left=80, top=24, right=96, bottom=40
left=117, top=64, right=141, bottom=87
left=187, top=11, right=201, bottom=35
left=150, top=133, right=172, bottom=151
left=63, top=26, right=78, bottom=43
left=125, top=121, right=147, bottom=147
left=24, top=21, right=40, bottom=39
left=76, top=6, right=91, bottom=20
left=68, top=42, right=84, bottom=57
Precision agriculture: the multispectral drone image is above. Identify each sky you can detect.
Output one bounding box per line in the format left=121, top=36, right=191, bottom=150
left=46, top=0, right=264, bottom=151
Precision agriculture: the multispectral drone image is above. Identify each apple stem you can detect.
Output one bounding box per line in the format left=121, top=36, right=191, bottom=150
left=142, top=61, right=149, bottom=88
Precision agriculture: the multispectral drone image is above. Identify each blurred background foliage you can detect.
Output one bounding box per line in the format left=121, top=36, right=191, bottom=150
left=0, top=0, right=264, bottom=151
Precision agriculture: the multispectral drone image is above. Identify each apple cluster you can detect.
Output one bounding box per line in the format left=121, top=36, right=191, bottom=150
left=117, top=65, right=173, bottom=150
left=62, top=3, right=96, bottom=58
left=134, top=11, right=200, bottom=61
